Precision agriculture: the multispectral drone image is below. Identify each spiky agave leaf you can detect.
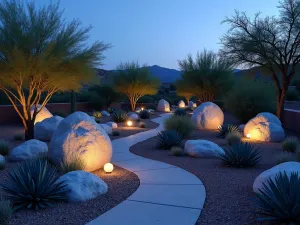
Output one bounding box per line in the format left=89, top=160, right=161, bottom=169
left=217, top=124, right=239, bottom=138
left=255, top=172, right=300, bottom=224
left=111, top=110, right=128, bottom=123
left=1, top=159, right=67, bottom=211
left=156, top=130, right=183, bottom=150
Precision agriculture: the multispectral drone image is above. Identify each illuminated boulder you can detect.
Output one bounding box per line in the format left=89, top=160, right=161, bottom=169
left=178, top=100, right=185, bottom=108
left=184, top=140, right=224, bottom=158
left=128, top=112, right=139, bottom=120
left=49, top=112, right=112, bottom=172
left=34, top=116, right=64, bottom=141
left=253, top=162, right=300, bottom=193
left=56, top=170, right=108, bottom=202
left=244, top=113, right=285, bottom=142
left=30, top=104, right=53, bottom=124
left=191, top=102, right=224, bottom=129
left=188, top=101, right=197, bottom=108
left=157, top=99, right=170, bottom=112
left=106, top=122, right=118, bottom=129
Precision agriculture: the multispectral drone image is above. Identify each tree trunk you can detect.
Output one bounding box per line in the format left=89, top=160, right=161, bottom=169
left=25, top=120, right=34, bottom=140
left=276, top=89, right=286, bottom=122
left=130, top=99, right=136, bottom=112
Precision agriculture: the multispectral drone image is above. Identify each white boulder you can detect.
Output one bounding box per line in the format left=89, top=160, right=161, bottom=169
left=128, top=112, right=139, bottom=120
left=253, top=162, right=300, bottom=193
left=105, top=122, right=118, bottom=129
left=101, top=111, right=110, bottom=117
left=191, top=102, right=224, bottom=129
left=56, top=171, right=108, bottom=202
left=157, top=99, right=170, bottom=112
left=49, top=112, right=112, bottom=172
left=34, top=116, right=64, bottom=141
left=10, top=139, right=48, bottom=161
left=184, top=140, right=224, bottom=158
left=30, top=104, right=53, bottom=124
left=100, top=124, right=112, bottom=135
left=244, top=113, right=285, bottom=142
left=178, top=100, right=185, bottom=108
left=135, top=107, right=141, bottom=113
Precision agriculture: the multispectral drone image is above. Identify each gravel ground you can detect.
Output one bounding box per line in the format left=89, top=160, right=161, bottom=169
left=130, top=112, right=294, bottom=225
left=0, top=162, right=139, bottom=225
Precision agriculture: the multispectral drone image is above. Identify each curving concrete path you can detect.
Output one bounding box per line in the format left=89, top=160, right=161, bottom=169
left=87, top=114, right=206, bottom=225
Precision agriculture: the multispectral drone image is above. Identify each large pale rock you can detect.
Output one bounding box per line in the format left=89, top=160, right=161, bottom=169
left=49, top=112, right=112, bottom=172
left=34, top=116, right=64, bottom=141
left=30, top=105, right=53, bottom=124
left=128, top=112, right=139, bottom=120
left=100, top=124, right=112, bottom=135
left=184, top=140, right=224, bottom=158
left=10, top=139, right=48, bottom=161
left=253, top=162, right=300, bottom=193
left=178, top=100, right=185, bottom=108
left=191, top=102, right=224, bottom=129
left=157, top=99, right=170, bottom=112
left=244, top=113, right=285, bottom=142
left=106, top=122, right=118, bottom=129
left=56, top=171, right=108, bottom=202
left=188, top=101, right=197, bottom=108
left=101, top=111, right=110, bottom=117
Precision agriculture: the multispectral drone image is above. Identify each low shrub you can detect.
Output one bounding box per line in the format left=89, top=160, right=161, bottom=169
left=276, top=152, right=298, bottom=165
left=60, top=154, right=85, bottom=174
left=171, top=146, right=185, bottom=156
left=112, top=131, right=120, bottom=136
left=174, top=108, right=187, bottom=116
left=139, top=122, right=146, bottom=128
left=282, top=136, right=299, bottom=152
left=225, top=132, right=241, bottom=146
left=111, top=109, right=128, bottom=123
left=13, top=134, right=23, bottom=141
left=139, top=110, right=150, bottom=119
left=286, top=89, right=299, bottom=101
left=164, top=115, right=195, bottom=138
left=92, top=111, right=102, bottom=119
left=255, top=172, right=300, bottom=224
left=0, top=141, right=9, bottom=156
left=0, top=198, right=13, bottom=225
left=219, top=142, right=261, bottom=168
left=1, top=159, right=67, bottom=210
left=216, top=124, right=239, bottom=138
left=156, top=130, right=183, bottom=150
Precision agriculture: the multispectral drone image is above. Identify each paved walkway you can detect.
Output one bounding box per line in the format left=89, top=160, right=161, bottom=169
left=87, top=114, right=206, bottom=225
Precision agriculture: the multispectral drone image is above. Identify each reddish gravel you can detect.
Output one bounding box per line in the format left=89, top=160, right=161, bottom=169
left=130, top=112, right=294, bottom=225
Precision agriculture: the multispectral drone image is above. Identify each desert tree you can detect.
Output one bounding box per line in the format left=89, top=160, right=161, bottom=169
left=220, top=0, right=300, bottom=121
left=113, top=61, right=160, bottom=111
left=178, top=49, right=234, bottom=103
left=175, top=79, right=193, bottom=103
left=0, top=0, right=111, bottom=140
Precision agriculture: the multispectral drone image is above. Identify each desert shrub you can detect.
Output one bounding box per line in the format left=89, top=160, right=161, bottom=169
left=59, top=155, right=85, bottom=174
left=224, top=78, right=276, bottom=123
left=219, top=142, right=261, bottom=168
left=1, top=159, right=67, bottom=210
left=139, top=122, right=146, bottom=128
left=0, top=141, right=9, bottom=156
left=111, top=109, right=128, bottom=123
left=0, top=198, right=13, bottom=225
left=216, top=124, right=239, bottom=138
left=286, top=89, right=299, bottom=101
left=225, top=132, right=241, bottom=145
left=92, top=111, right=102, bottom=119
left=174, top=108, right=187, bottom=116
left=156, top=130, right=183, bottom=150
left=282, top=136, right=299, bottom=152
left=13, top=134, right=23, bottom=141
left=276, top=152, right=298, bottom=165
left=139, top=110, right=150, bottom=119
left=112, top=131, right=120, bottom=136
left=171, top=146, right=185, bottom=156
left=255, top=172, right=300, bottom=224
left=164, top=115, right=195, bottom=138
left=89, top=92, right=105, bottom=111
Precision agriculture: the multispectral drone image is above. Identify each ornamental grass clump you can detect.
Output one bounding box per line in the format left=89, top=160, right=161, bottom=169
left=156, top=130, right=183, bottom=150
left=111, top=110, right=128, bottom=123
left=164, top=115, right=195, bottom=138
left=282, top=136, right=299, bottom=152
left=216, top=124, right=239, bottom=138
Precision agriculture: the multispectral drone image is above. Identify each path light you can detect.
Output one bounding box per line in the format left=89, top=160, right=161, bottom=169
left=141, top=107, right=144, bottom=111
left=104, top=163, right=114, bottom=173
left=127, top=120, right=133, bottom=127
left=246, top=134, right=251, bottom=138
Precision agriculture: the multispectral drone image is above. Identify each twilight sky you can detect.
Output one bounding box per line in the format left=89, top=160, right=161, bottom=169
left=38, top=0, right=279, bottom=70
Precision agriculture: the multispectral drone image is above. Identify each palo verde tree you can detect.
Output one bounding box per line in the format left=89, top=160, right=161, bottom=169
left=113, top=61, right=160, bottom=111
left=178, top=49, right=234, bottom=103
left=220, top=0, right=300, bottom=121
left=0, top=0, right=111, bottom=140
left=175, top=78, right=193, bottom=103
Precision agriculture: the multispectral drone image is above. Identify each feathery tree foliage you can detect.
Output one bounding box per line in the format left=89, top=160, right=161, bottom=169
left=220, top=0, right=300, bottom=121
left=175, top=78, right=193, bottom=103
left=0, top=0, right=111, bottom=140
left=178, top=50, right=234, bottom=102
left=113, top=61, right=160, bottom=111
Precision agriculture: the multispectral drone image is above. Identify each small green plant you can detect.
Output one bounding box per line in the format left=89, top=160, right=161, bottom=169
left=217, top=124, right=239, bottom=138
left=171, top=146, right=185, bottom=156
left=225, top=132, right=241, bottom=146
left=0, top=141, right=9, bottom=156
left=156, top=130, right=183, bottom=150
left=1, top=159, right=67, bottom=210
left=112, top=130, right=120, bottom=136
left=60, top=155, right=85, bottom=174
left=139, top=122, right=146, bottom=128
left=174, top=108, right=187, bottom=116
left=93, top=111, right=102, bottom=119
left=107, top=107, right=114, bottom=113
left=219, top=142, right=261, bottom=168
left=164, top=115, right=195, bottom=138
left=139, top=110, right=150, bottom=119
left=111, top=109, right=128, bottom=123
left=255, top=172, right=300, bottom=224
left=0, top=198, right=13, bottom=225
left=282, top=136, right=299, bottom=152
left=276, top=152, right=297, bottom=165
left=13, top=134, right=23, bottom=141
